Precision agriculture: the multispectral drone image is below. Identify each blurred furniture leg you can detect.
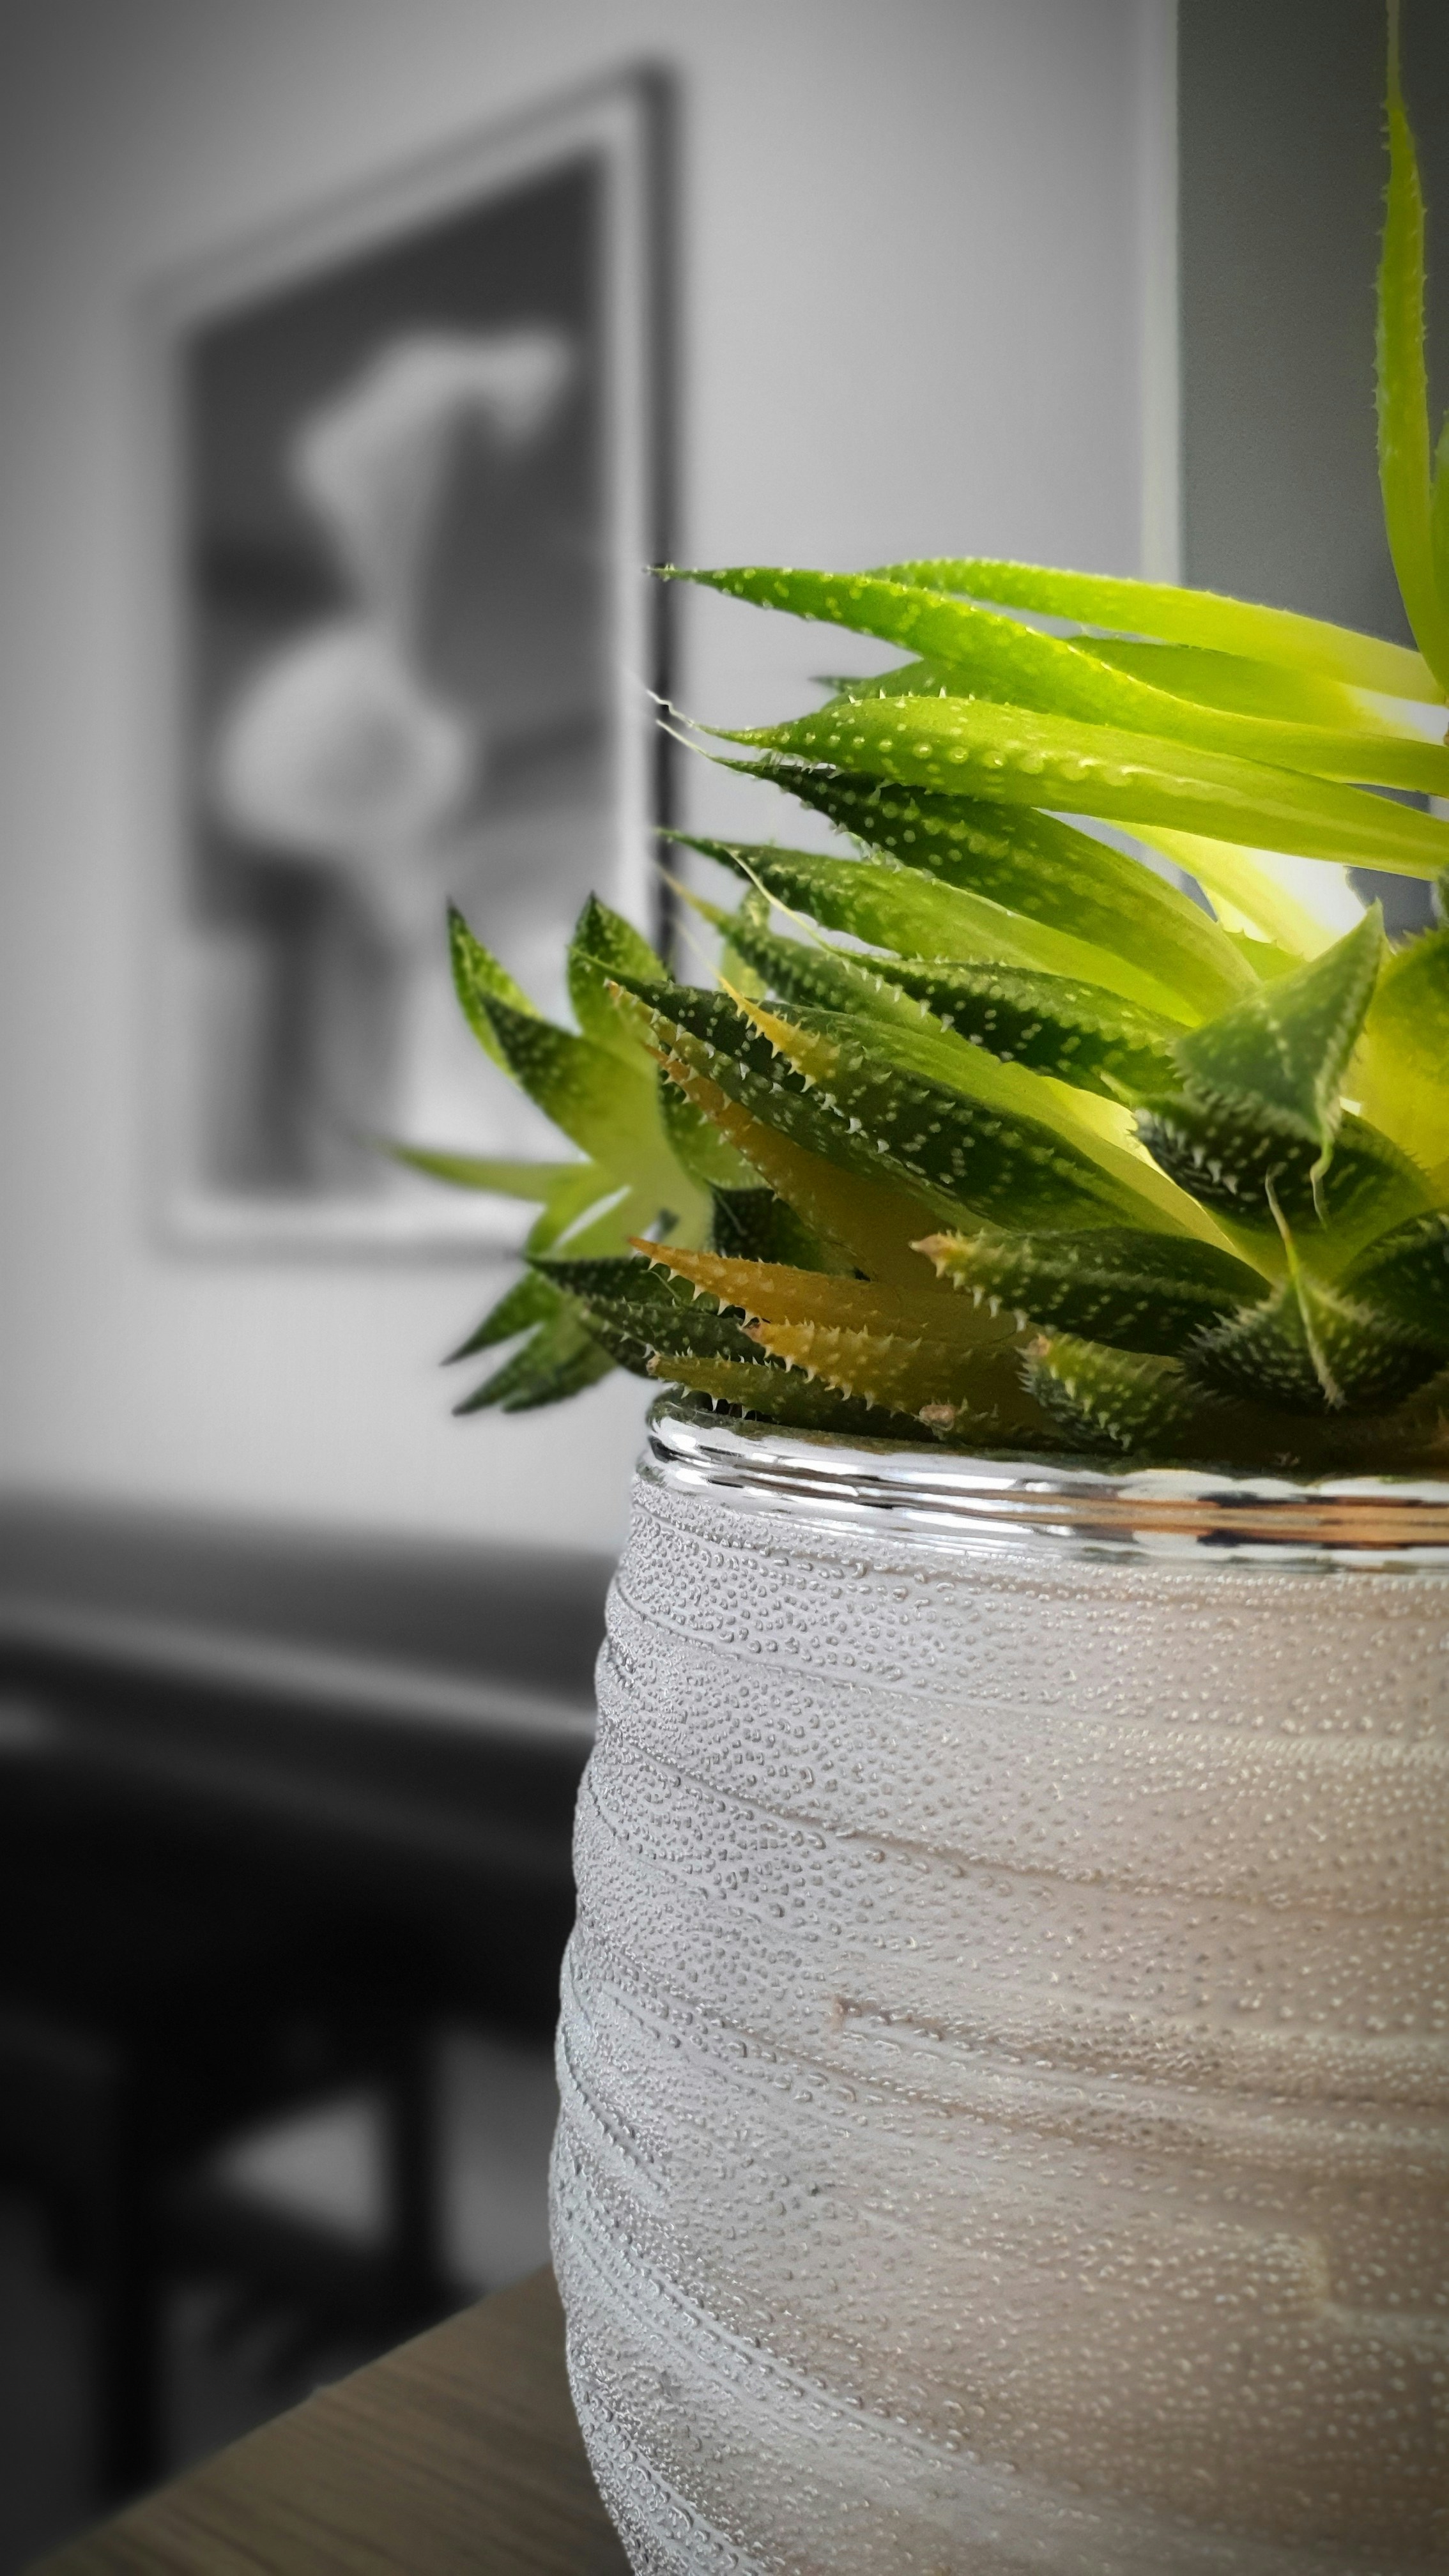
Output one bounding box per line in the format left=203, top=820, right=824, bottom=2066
left=91, top=2073, right=162, bottom=2501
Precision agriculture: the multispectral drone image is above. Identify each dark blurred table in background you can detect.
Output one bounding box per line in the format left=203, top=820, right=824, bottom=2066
left=0, top=1496, right=611, bottom=2512
left=0, top=1494, right=611, bottom=2028
left=29, top=2266, right=631, bottom=2574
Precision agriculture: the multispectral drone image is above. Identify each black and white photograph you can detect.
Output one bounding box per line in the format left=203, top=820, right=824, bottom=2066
left=152, top=72, right=668, bottom=1247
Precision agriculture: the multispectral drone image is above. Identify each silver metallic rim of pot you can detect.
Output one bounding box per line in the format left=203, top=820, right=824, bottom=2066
left=645, top=1396, right=1449, bottom=1569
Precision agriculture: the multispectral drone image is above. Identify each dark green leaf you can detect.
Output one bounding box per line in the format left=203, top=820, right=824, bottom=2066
left=1187, top=1268, right=1445, bottom=1414
left=1172, top=907, right=1384, bottom=1166
left=1135, top=1100, right=1427, bottom=1261
left=453, top=1301, right=615, bottom=1415
left=1377, top=20, right=1449, bottom=691
left=868, top=956, right=1183, bottom=1101
left=567, top=894, right=667, bottom=1059
left=536, top=1253, right=766, bottom=1372
left=658, top=1071, right=758, bottom=1190
left=445, top=1271, right=561, bottom=1364
left=657, top=1360, right=936, bottom=1443
left=924, top=1225, right=1268, bottom=1356
left=684, top=782, right=1239, bottom=1019
left=1339, top=1208, right=1449, bottom=1348
left=709, top=1186, right=833, bottom=1269
left=1024, top=1335, right=1216, bottom=1457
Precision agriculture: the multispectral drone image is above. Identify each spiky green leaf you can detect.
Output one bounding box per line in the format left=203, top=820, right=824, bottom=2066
left=1377, top=15, right=1449, bottom=691
left=715, top=695, right=1449, bottom=878
left=448, top=906, right=540, bottom=1067
left=1172, top=907, right=1385, bottom=1167
left=693, top=776, right=1245, bottom=1019
left=535, top=1254, right=767, bottom=1376
left=868, top=556, right=1440, bottom=702
left=679, top=832, right=1184, bottom=1012
left=924, top=1225, right=1269, bottom=1356
left=655, top=1357, right=934, bottom=1443
left=867, top=955, right=1183, bottom=1101
left=678, top=562, right=1449, bottom=794
left=1358, top=919, right=1449, bottom=1167
left=567, top=895, right=667, bottom=1059
left=1339, top=1208, right=1449, bottom=1348
left=1187, top=1266, right=1444, bottom=1414
left=1025, top=1334, right=1216, bottom=1457
left=445, top=1270, right=562, bottom=1364
left=1136, top=1097, right=1428, bottom=1261
left=658, top=1071, right=758, bottom=1191
left=709, top=1186, right=832, bottom=1268
left=452, top=1297, right=615, bottom=1416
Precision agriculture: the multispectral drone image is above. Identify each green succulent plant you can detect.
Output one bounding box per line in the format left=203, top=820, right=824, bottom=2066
left=404, top=22, right=1449, bottom=1473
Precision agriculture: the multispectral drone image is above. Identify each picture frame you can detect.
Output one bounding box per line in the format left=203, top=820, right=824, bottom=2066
left=143, top=65, right=675, bottom=1254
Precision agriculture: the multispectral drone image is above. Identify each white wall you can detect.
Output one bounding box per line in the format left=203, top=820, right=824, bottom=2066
left=0, top=0, right=1170, bottom=1551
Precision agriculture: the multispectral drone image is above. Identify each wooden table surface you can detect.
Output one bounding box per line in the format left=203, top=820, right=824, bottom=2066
left=32, top=2267, right=631, bottom=2575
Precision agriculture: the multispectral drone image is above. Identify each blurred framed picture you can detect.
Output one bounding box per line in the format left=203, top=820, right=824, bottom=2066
left=145, top=68, right=675, bottom=1252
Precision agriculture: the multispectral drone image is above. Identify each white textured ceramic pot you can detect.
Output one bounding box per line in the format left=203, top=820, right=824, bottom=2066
left=550, top=1399, right=1449, bottom=2576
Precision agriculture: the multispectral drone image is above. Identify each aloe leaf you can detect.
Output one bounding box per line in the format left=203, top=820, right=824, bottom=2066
left=728, top=995, right=1163, bottom=1232
left=392, top=1145, right=631, bottom=1261
left=922, top=1225, right=1269, bottom=1356
left=709, top=893, right=1182, bottom=1102
left=724, top=1312, right=1045, bottom=1436
left=1339, top=1208, right=1449, bottom=1348
left=452, top=1296, right=615, bottom=1416
left=641, top=1021, right=942, bottom=1284
left=1136, top=1096, right=1429, bottom=1264
left=741, top=993, right=1222, bottom=1242
left=712, top=884, right=772, bottom=1000
left=1172, top=907, right=1384, bottom=1169
left=536, top=1254, right=766, bottom=1374
left=1434, top=417, right=1449, bottom=613
left=688, top=892, right=926, bottom=1028
left=1221, top=934, right=1305, bottom=983
left=449, top=905, right=540, bottom=1067
left=709, top=1185, right=835, bottom=1269
left=525, top=1166, right=633, bottom=1257
left=697, top=775, right=1247, bottom=1020
left=1356, top=920, right=1449, bottom=1166
left=1377, top=13, right=1449, bottom=692
left=611, top=974, right=979, bottom=1252
left=681, top=564, right=1449, bottom=795
left=658, top=1073, right=759, bottom=1191
left=680, top=831, right=1182, bottom=1009
left=866, top=955, right=1183, bottom=1101
left=385, top=1147, right=583, bottom=1199
left=652, top=1354, right=934, bottom=1443
left=567, top=894, right=667, bottom=1060
left=478, top=994, right=698, bottom=1241
left=716, top=696, right=1449, bottom=878
left=636, top=1244, right=1020, bottom=1353
left=1186, top=1264, right=1445, bottom=1414
left=1025, top=1333, right=1218, bottom=1457
left=1080, top=639, right=1414, bottom=733
left=866, top=557, right=1441, bottom=703
left=445, top=1270, right=562, bottom=1364
left=1134, top=830, right=1356, bottom=957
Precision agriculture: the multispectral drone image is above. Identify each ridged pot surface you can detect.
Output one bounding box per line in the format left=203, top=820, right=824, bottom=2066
left=550, top=1406, right=1449, bottom=2575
